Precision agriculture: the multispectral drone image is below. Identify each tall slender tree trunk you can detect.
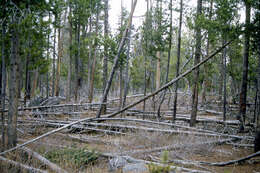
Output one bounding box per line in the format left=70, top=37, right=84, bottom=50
left=239, top=0, right=251, bottom=131
left=1, top=22, right=6, bottom=150
left=202, top=0, right=213, bottom=105
left=255, top=24, right=260, bottom=152
left=143, top=0, right=149, bottom=114
left=24, top=38, right=31, bottom=105
left=102, top=0, right=109, bottom=114
left=66, top=7, right=72, bottom=102
left=55, top=10, right=67, bottom=97
left=156, top=51, right=161, bottom=90
left=87, top=14, right=93, bottom=102
left=190, top=0, right=202, bottom=127
left=172, top=0, right=183, bottom=122
left=52, top=27, right=56, bottom=97
left=55, top=28, right=61, bottom=97
left=89, top=8, right=99, bottom=103
left=96, top=0, right=137, bottom=118
left=222, top=38, right=227, bottom=121
left=122, top=0, right=133, bottom=108
left=46, top=12, right=51, bottom=98
left=7, top=17, right=20, bottom=148
left=74, top=19, right=81, bottom=102
left=119, top=0, right=124, bottom=109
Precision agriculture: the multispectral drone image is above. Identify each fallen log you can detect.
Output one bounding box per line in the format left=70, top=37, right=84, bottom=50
left=121, top=138, right=234, bottom=155
left=18, top=118, right=254, bottom=141
left=0, top=155, right=47, bottom=173
left=199, top=150, right=260, bottom=166
left=0, top=41, right=232, bottom=155
left=21, top=147, right=68, bottom=173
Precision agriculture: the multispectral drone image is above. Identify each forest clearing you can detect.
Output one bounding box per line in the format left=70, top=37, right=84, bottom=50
left=0, top=0, right=260, bottom=172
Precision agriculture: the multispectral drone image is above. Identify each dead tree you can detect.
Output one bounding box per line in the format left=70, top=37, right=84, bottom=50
left=96, top=0, right=138, bottom=118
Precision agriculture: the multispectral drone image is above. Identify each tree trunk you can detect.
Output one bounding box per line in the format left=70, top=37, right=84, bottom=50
left=96, top=0, right=138, bottom=118
left=122, top=0, right=133, bottom=108
left=7, top=17, right=20, bottom=148
left=255, top=23, right=260, bottom=152
left=102, top=0, right=109, bottom=114
left=89, top=8, right=99, bottom=103
left=143, top=0, right=149, bottom=114
left=52, top=27, right=56, bottom=97
left=74, top=20, right=81, bottom=102
left=156, top=51, right=161, bottom=91
left=55, top=28, right=61, bottom=97
left=1, top=22, right=6, bottom=150
left=31, top=69, right=38, bottom=98
left=24, top=38, right=31, bottom=105
left=66, top=8, right=72, bottom=102
left=190, top=0, right=202, bottom=127
left=222, top=38, right=227, bottom=121
left=239, top=1, right=251, bottom=131
left=202, top=0, right=213, bottom=105
left=172, top=0, right=182, bottom=122
left=87, top=14, right=93, bottom=102
left=46, top=13, right=51, bottom=99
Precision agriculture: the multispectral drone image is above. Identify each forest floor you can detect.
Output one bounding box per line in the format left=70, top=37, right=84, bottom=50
left=1, top=94, right=260, bottom=173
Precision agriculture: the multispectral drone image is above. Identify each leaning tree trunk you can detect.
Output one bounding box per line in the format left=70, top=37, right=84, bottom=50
left=7, top=17, right=20, bottom=148
left=239, top=1, right=251, bottom=131
left=122, top=1, right=133, bottom=109
left=96, top=0, right=138, bottom=118
left=190, top=0, right=202, bottom=127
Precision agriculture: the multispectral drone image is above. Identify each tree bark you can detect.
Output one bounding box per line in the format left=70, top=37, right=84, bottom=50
left=66, top=7, right=72, bottom=102
left=156, top=51, right=161, bottom=90
left=102, top=0, right=109, bottom=114
left=7, top=16, right=20, bottom=148
left=31, top=69, right=38, bottom=98
left=74, top=19, right=81, bottom=102
left=222, top=38, right=227, bottom=121
left=55, top=27, right=61, bottom=97
left=52, top=25, right=56, bottom=97
left=238, top=0, right=251, bottom=130
left=190, top=0, right=202, bottom=127
left=1, top=21, right=6, bottom=150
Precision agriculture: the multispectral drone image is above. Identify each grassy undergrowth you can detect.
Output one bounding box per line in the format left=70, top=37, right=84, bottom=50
left=44, top=146, right=99, bottom=171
